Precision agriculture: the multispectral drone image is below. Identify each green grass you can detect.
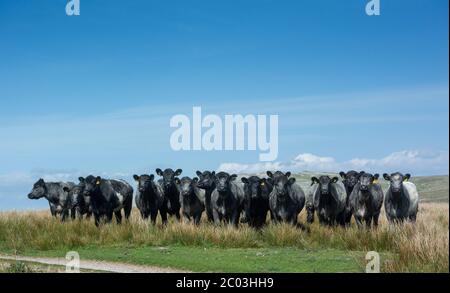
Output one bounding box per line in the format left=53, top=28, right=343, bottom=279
left=25, top=246, right=364, bottom=273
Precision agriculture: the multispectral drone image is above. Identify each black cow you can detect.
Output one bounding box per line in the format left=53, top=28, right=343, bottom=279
left=241, top=176, right=272, bottom=228
left=349, top=172, right=384, bottom=228
left=176, top=176, right=205, bottom=225
left=195, top=170, right=216, bottom=222
left=269, top=173, right=305, bottom=226
left=156, top=168, right=182, bottom=220
left=62, top=182, right=92, bottom=220
left=339, top=170, right=360, bottom=225
left=81, top=175, right=133, bottom=226
left=211, top=172, right=244, bottom=227
left=308, top=176, right=346, bottom=226
left=133, top=174, right=167, bottom=225
left=28, top=179, right=75, bottom=221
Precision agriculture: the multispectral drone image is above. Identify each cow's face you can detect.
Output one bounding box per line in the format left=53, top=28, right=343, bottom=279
left=359, top=173, right=379, bottom=192
left=64, top=184, right=85, bottom=206
left=339, top=171, right=359, bottom=189
left=28, top=179, right=46, bottom=199
left=176, top=177, right=197, bottom=197
left=196, top=171, right=215, bottom=189
left=273, top=174, right=295, bottom=197
left=214, top=172, right=237, bottom=192
left=156, top=168, right=182, bottom=189
left=133, top=174, right=155, bottom=194
left=384, top=172, right=410, bottom=193
left=242, top=176, right=267, bottom=199
left=312, top=176, right=339, bottom=195
left=82, top=176, right=101, bottom=197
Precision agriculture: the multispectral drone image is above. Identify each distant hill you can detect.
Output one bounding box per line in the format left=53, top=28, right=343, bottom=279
left=239, top=172, right=449, bottom=203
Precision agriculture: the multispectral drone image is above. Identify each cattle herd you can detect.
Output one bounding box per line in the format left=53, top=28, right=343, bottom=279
left=27, top=169, right=420, bottom=228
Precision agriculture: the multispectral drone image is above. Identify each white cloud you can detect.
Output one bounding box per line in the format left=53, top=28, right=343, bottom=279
left=217, top=150, right=449, bottom=176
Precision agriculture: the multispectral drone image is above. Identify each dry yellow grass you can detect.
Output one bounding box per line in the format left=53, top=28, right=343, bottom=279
left=0, top=202, right=448, bottom=272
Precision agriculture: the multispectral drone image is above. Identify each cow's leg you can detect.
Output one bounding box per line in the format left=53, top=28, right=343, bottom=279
left=355, top=216, right=364, bottom=228
left=70, top=208, right=76, bottom=220
left=114, top=210, right=123, bottom=224
left=94, top=214, right=101, bottom=227
left=409, top=214, right=417, bottom=223
left=365, top=217, right=372, bottom=229
left=124, top=201, right=132, bottom=220
left=160, top=208, right=168, bottom=226
left=373, top=214, right=380, bottom=228
left=306, top=206, right=315, bottom=224
left=213, top=209, right=221, bottom=226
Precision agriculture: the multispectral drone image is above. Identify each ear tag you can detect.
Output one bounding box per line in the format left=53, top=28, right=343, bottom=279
left=260, top=182, right=265, bottom=186
left=96, top=180, right=101, bottom=185
left=404, top=178, right=408, bottom=182
left=373, top=179, right=378, bottom=184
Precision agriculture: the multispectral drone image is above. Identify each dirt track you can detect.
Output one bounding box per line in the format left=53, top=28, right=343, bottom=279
left=0, top=255, right=189, bottom=273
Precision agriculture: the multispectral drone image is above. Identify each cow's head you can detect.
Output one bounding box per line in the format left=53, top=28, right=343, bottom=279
left=383, top=172, right=410, bottom=193
left=81, top=175, right=102, bottom=197
left=311, top=176, right=339, bottom=195
left=358, top=172, right=379, bottom=192
left=273, top=173, right=296, bottom=197
left=156, top=168, right=182, bottom=189
left=176, top=176, right=198, bottom=197
left=339, top=170, right=360, bottom=190
left=241, top=176, right=268, bottom=199
left=196, top=170, right=216, bottom=189
left=63, top=184, right=85, bottom=207
left=266, top=171, right=290, bottom=185
left=133, top=174, right=155, bottom=194
left=28, top=178, right=46, bottom=199
left=214, top=172, right=237, bottom=193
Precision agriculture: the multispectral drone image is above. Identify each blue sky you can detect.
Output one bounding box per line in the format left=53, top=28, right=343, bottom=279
left=0, top=0, right=448, bottom=210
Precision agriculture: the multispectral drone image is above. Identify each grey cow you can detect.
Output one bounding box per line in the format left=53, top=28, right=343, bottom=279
left=307, top=176, right=347, bottom=226
left=176, top=176, right=205, bottom=225
left=349, top=172, right=384, bottom=228
left=211, top=172, right=245, bottom=227
left=383, top=172, right=419, bottom=223
left=28, top=179, right=75, bottom=221
left=269, top=173, right=305, bottom=226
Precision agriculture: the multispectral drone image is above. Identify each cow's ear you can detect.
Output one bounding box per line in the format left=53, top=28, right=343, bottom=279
left=149, top=174, right=154, bottom=181
left=374, top=173, right=380, bottom=180
left=288, top=178, right=296, bottom=185
left=211, top=171, right=216, bottom=176
left=339, top=171, right=346, bottom=179
left=78, top=177, right=85, bottom=183
left=37, top=178, right=45, bottom=185
left=404, top=174, right=411, bottom=181
left=175, top=169, right=183, bottom=176
left=95, top=176, right=102, bottom=185
left=331, top=177, right=339, bottom=183
left=133, top=175, right=139, bottom=181
left=285, top=171, right=291, bottom=178
left=192, top=177, right=199, bottom=183
left=311, top=177, right=319, bottom=185
left=241, top=177, right=249, bottom=184
left=383, top=173, right=390, bottom=181
left=155, top=168, right=163, bottom=176
left=230, top=174, right=237, bottom=181
left=196, top=171, right=202, bottom=177
left=63, top=187, right=70, bottom=192
left=267, top=171, right=273, bottom=178
left=175, top=178, right=180, bottom=185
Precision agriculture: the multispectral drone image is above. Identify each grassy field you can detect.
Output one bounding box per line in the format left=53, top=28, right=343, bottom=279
left=0, top=202, right=447, bottom=272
